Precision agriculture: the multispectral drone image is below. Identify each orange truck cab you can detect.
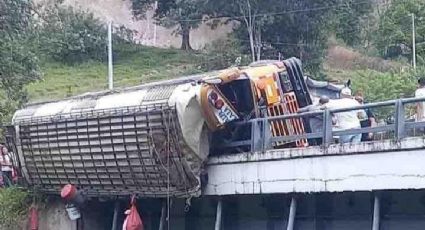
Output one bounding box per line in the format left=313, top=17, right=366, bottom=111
left=198, top=58, right=312, bottom=154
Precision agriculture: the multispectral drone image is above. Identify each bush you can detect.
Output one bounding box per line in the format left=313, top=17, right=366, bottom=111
left=0, top=187, right=31, bottom=229
left=200, top=38, right=249, bottom=71
left=352, top=70, right=417, bottom=102
left=38, top=5, right=107, bottom=64
left=351, top=69, right=421, bottom=119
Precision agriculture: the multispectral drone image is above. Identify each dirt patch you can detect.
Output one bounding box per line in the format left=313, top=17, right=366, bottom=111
left=325, top=45, right=404, bottom=72
left=36, top=0, right=232, bottom=49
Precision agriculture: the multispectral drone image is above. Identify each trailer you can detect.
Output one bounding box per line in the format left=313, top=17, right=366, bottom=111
left=5, top=57, right=312, bottom=198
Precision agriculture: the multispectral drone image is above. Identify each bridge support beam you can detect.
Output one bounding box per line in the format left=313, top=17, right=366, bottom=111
left=159, top=199, right=167, bottom=230
left=111, top=200, right=120, bottom=230
left=214, top=198, right=223, bottom=230
left=286, top=197, right=297, bottom=230
left=372, top=195, right=380, bottom=230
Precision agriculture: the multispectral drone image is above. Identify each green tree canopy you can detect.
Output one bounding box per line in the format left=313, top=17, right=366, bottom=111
left=37, top=4, right=108, bottom=64
left=209, top=0, right=338, bottom=73
left=376, top=0, right=425, bottom=63
left=0, top=0, right=40, bottom=123
left=331, top=0, right=374, bottom=47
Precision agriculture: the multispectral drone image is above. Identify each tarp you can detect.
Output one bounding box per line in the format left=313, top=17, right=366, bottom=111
left=305, top=77, right=345, bottom=99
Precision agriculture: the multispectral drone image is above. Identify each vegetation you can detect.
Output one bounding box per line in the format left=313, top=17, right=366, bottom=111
left=351, top=69, right=418, bottom=103
left=1, top=0, right=425, bottom=112
left=375, top=0, right=425, bottom=62
left=0, top=0, right=40, bottom=123
left=205, top=0, right=374, bottom=73
left=27, top=44, right=209, bottom=102
left=331, top=0, right=374, bottom=47
left=131, top=0, right=207, bottom=50
left=37, top=4, right=108, bottom=64
left=0, top=187, right=31, bottom=229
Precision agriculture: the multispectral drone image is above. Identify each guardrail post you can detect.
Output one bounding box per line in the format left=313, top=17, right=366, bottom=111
left=395, top=100, right=405, bottom=141
left=262, top=118, right=271, bottom=151
left=323, top=109, right=333, bottom=146
left=251, top=120, right=262, bottom=152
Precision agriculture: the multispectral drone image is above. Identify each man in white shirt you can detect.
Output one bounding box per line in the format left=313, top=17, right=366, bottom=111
left=326, top=88, right=365, bottom=144
left=415, top=77, right=425, bottom=122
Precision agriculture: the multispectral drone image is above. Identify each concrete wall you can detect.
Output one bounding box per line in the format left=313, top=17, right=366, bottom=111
left=34, top=198, right=115, bottom=230
left=37, top=199, right=76, bottom=230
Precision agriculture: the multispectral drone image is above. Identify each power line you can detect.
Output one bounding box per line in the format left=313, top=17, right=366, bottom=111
left=233, top=38, right=322, bottom=47
left=175, top=0, right=387, bottom=23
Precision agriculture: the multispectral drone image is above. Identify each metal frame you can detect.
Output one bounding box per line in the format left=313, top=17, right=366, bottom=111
left=218, top=97, right=425, bottom=153
left=6, top=104, right=200, bottom=198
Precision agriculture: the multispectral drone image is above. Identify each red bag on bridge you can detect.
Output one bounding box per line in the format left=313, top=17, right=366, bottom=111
left=125, top=196, right=143, bottom=230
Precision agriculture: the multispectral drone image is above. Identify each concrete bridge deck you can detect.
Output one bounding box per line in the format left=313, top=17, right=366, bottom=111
left=204, top=137, right=425, bottom=195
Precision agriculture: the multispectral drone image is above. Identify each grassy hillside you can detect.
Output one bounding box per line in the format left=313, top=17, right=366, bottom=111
left=27, top=44, right=207, bottom=102
left=28, top=43, right=408, bottom=104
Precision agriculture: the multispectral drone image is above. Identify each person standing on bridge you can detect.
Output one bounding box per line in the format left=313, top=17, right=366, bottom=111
left=326, top=88, right=366, bottom=144
left=415, top=77, right=425, bottom=122
left=355, top=93, right=377, bottom=141
left=298, top=95, right=329, bottom=145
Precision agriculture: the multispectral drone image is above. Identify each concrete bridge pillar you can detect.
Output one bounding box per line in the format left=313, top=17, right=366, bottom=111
left=372, top=195, right=380, bottom=230
left=214, top=198, right=223, bottom=230
left=286, top=197, right=297, bottom=230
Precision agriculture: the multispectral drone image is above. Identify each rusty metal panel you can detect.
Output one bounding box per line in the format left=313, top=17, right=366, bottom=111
left=267, top=93, right=308, bottom=147
left=13, top=103, right=199, bottom=198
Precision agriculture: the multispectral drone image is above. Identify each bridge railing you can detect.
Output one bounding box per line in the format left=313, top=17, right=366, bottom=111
left=219, top=97, right=425, bottom=153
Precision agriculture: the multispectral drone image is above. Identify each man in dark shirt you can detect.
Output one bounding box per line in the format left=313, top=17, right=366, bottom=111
left=355, top=95, right=376, bottom=141
left=299, top=96, right=329, bottom=145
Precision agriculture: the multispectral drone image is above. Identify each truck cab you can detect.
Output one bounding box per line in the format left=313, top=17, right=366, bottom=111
left=199, top=58, right=312, bottom=154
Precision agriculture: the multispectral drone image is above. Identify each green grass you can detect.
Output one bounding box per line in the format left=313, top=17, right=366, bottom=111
left=27, top=44, right=206, bottom=102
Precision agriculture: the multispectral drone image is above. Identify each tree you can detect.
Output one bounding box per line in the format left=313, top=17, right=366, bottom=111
left=205, top=0, right=279, bottom=61
left=331, top=0, right=374, bottom=47
left=0, top=0, right=40, bottom=123
left=213, top=0, right=339, bottom=72
left=38, top=4, right=108, bottom=64
left=351, top=69, right=420, bottom=118
left=375, top=0, right=425, bottom=63
left=131, top=0, right=206, bottom=50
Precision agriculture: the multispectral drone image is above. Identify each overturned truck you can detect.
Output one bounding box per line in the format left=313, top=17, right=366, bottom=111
left=6, top=58, right=312, bottom=198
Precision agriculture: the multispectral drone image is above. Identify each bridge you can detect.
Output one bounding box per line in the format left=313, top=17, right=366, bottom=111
left=6, top=96, right=425, bottom=230
left=203, top=97, right=425, bottom=230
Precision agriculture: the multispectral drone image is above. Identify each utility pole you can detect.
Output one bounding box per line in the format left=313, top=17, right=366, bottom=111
left=412, top=13, right=416, bottom=70
left=153, top=1, right=158, bottom=46
left=108, top=21, right=114, bottom=90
